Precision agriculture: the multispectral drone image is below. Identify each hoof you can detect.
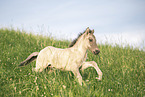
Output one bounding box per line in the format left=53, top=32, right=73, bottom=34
left=96, top=77, right=102, bottom=81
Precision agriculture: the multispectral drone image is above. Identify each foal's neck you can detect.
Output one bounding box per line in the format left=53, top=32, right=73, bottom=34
left=72, top=37, right=87, bottom=55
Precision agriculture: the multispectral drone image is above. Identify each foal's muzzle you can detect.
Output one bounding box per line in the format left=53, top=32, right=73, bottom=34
left=93, top=49, right=100, bottom=55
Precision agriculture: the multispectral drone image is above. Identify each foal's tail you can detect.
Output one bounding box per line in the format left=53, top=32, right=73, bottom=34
left=19, top=52, right=39, bottom=66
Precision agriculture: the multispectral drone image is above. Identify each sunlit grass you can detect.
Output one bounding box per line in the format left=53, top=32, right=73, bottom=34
left=0, top=28, right=144, bottom=97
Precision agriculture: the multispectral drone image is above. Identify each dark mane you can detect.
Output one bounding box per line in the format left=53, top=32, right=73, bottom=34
left=69, top=28, right=93, bottom=47
left=69, top=32, right=85, bottom=47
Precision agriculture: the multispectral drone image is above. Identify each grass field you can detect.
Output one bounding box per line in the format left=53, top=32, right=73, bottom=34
left=0, top=28, right=144, bottom=97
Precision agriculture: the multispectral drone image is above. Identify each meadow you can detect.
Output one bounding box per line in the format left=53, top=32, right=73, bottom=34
left=0, top=28, right=144, bottom=97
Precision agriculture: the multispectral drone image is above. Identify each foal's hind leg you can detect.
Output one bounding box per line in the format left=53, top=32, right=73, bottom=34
left=81, top=61, right=103, bottom=80
left=33, top=58, right=49, bottom=72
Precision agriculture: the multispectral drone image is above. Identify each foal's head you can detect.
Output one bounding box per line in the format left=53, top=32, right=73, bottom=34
left=83, top=27, right=100, bottom=55
left=69, top=27, right=100, bottom=55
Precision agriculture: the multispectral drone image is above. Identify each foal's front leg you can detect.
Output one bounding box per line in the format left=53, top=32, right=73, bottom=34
left=81, top=61, right=103, bottom=80
left=72, top=69, right=82, bottom=86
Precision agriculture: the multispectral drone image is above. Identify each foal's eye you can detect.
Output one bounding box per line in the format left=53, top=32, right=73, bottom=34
left=89, top=39, right=93, bottom=42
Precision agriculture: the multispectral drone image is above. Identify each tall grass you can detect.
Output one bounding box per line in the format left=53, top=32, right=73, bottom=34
left=0, top=28, right=144, bottom=97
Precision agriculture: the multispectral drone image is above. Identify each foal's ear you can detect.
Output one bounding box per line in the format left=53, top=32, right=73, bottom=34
left=85, top=27, right=90, bottom=34
left=92, top=29, right=94, bottom=34
left=86, top=27, right=89, bottom=32
left=85, top=27, right=94, bottom=35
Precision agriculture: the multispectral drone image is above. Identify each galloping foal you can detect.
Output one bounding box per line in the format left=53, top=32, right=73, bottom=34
left=19, top=27, right=103, bottom=85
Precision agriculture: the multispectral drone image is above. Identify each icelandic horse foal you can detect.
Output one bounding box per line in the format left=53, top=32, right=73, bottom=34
left=19, top=27, right=103, bottom=85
